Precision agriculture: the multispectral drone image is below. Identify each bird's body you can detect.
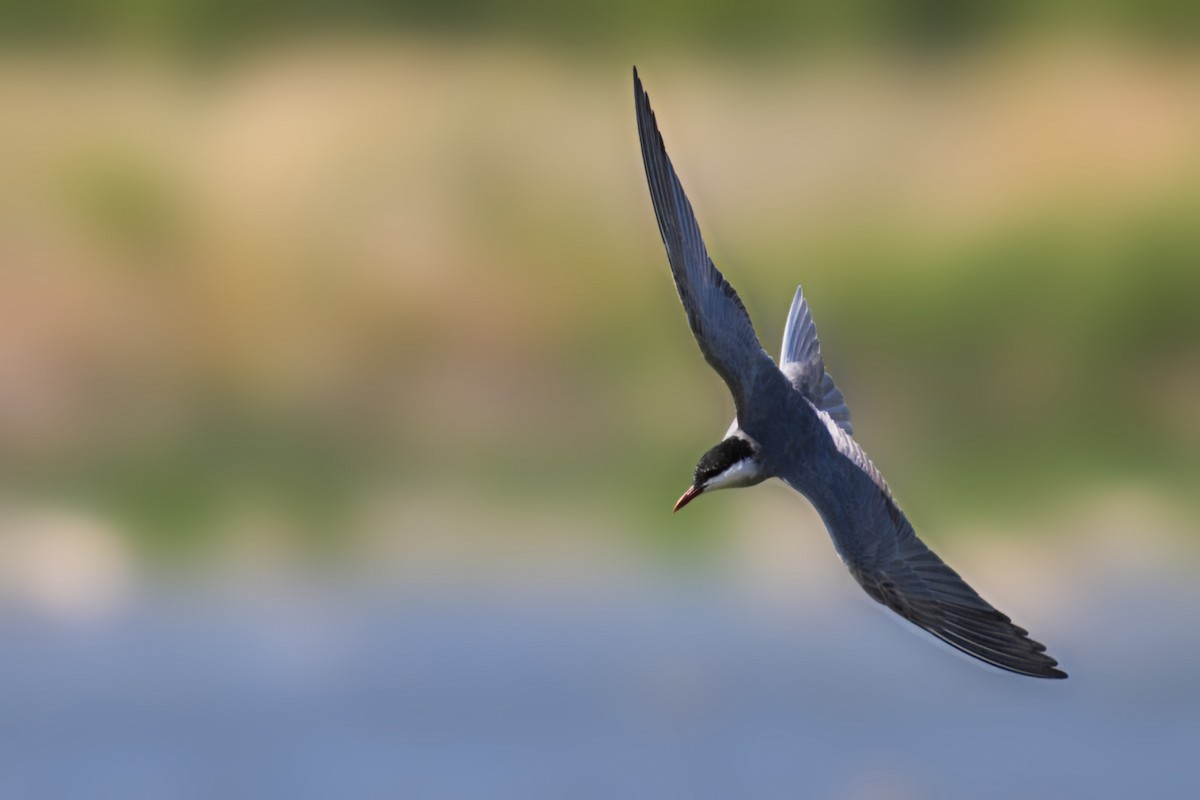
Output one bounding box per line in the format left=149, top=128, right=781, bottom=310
left=634, top=68, right=1065, bottom=679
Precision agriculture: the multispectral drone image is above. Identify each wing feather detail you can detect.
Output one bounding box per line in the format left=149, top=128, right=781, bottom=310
left=780, top=286, right=852, bottom=434
left=787, top=414, right=1065, bottom=679
left=635, top=69, right=774, bottom=416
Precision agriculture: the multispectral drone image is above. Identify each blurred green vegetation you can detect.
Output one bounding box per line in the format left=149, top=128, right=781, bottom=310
left=0, top=44, right=1196, bottom=563
left=5, top=0, right=1200, bottom=55
left=16, top=180, right=1200, bottom=557
left=799, top=199, right=1200, bottom=525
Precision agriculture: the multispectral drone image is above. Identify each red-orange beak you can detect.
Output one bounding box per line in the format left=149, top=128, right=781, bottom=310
left=673, top=485, right=702, bottom=512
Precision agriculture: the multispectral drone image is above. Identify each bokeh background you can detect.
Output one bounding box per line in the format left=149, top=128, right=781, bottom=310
left=2, top=3, right=1199, bottom=798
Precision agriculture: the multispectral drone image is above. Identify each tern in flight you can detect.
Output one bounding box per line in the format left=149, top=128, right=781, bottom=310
left=634, top=68, right=1065, bottom=678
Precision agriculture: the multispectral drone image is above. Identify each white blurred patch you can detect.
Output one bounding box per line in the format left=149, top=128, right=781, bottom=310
left=0, top=508, right=133, bottom=617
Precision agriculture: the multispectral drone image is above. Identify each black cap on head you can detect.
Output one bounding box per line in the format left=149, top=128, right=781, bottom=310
left=694, top=437, right=756, bottom=486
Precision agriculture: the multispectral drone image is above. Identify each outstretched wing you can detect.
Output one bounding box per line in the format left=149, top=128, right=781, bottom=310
left=779, top=286, right=852, bottom=434
left=849, top=520, right=1065, bottom=678
left=634, top=68, right=774, bottom=416
left=786, top=421, right=1066, bottom=679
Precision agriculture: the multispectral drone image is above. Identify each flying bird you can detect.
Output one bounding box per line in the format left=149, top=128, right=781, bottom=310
left=633, top=68, right=1065, bottom=679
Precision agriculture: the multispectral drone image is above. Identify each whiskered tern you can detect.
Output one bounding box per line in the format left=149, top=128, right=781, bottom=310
left=634, top=68, right=1065, bottom=679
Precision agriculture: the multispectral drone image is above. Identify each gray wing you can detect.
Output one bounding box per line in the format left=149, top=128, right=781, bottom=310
left=779, top=286, right=852, bottom=434
left=635, top=68, right=774, bottom=416
left=792, top=412, right=1066, bottom=679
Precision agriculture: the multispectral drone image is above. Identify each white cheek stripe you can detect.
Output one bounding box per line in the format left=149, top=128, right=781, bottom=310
left=705, top=457, right=762, bottom=492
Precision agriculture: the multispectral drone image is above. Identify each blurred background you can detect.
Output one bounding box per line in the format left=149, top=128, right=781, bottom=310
left=1, top=2, right=1199, bottom=798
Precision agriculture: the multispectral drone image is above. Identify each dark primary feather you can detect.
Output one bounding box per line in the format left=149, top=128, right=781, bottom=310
left=850, top=520, right=1067, bottom=679
left=634, top=68, right=775, bottom=417
left=779, top=286, right=853, bottom=434
left=787, top=427, right=1066, bottom=679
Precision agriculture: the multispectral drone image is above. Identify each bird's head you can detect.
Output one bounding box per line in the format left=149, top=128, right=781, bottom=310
left=674, top=435, right=767, bottom=512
